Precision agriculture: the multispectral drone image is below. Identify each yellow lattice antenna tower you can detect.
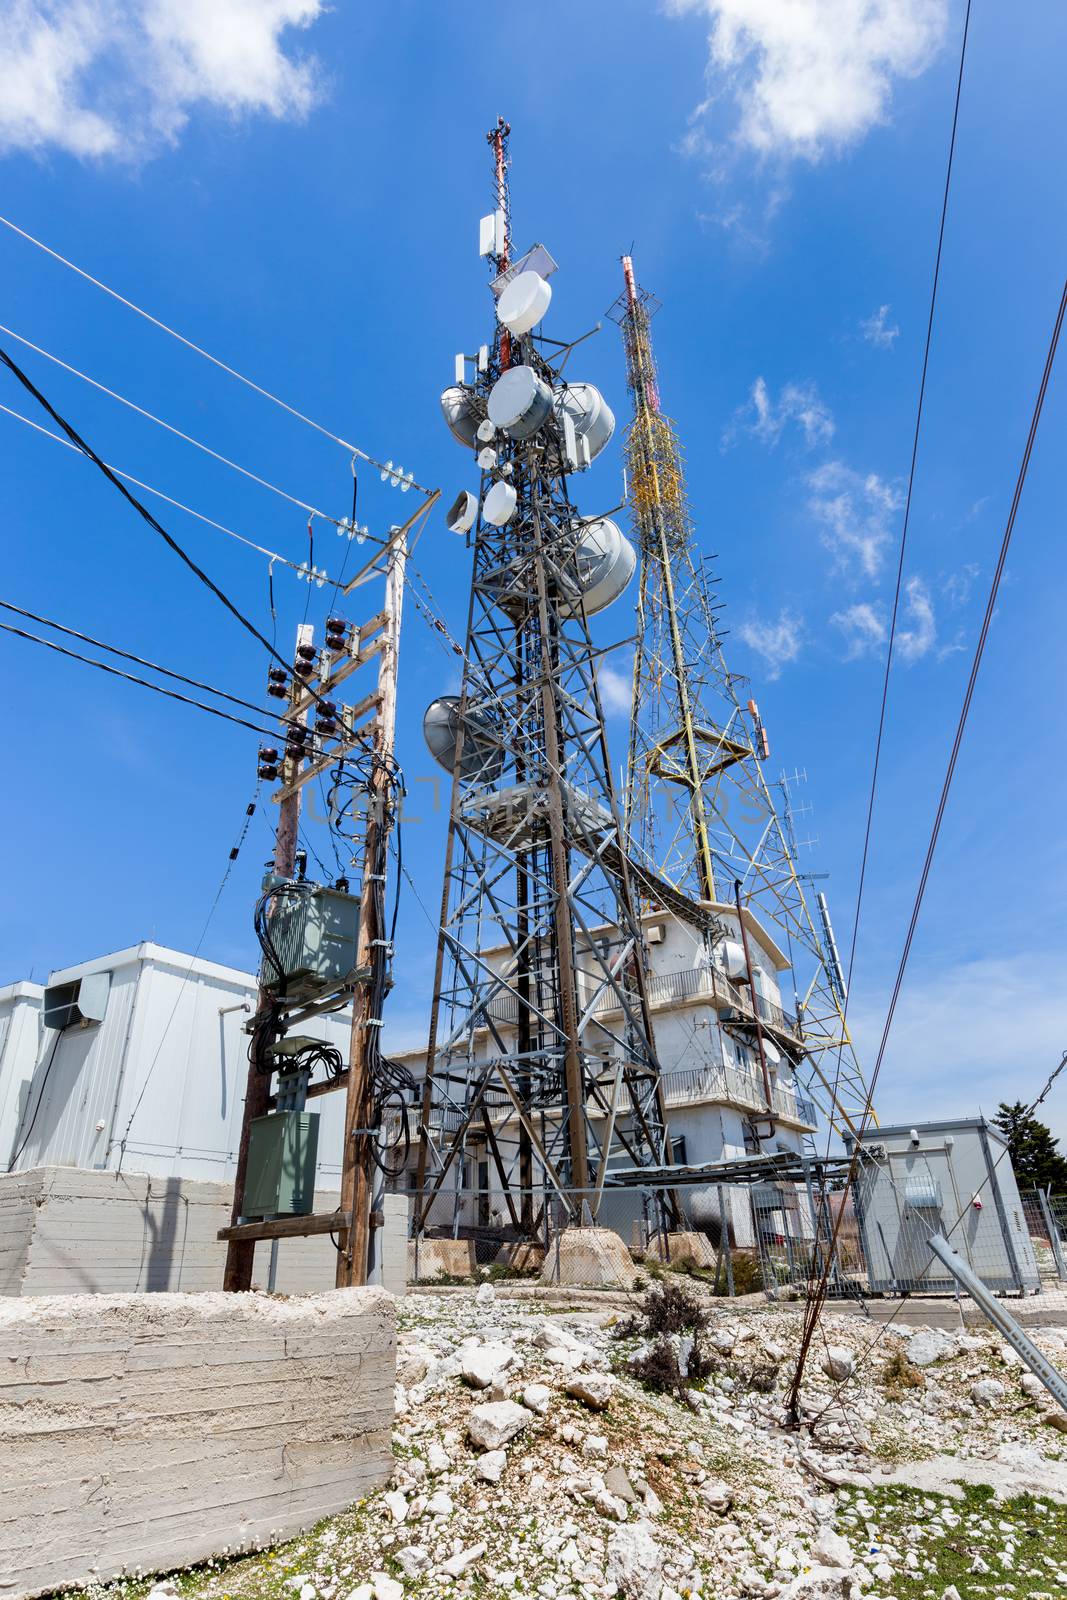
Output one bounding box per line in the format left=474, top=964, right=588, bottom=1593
left=609, top=256, right=872, bottom=1135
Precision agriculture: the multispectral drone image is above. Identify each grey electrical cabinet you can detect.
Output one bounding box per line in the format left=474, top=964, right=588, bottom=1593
left=846, top=1117, right=1041, bottom=1296
left=244, top=1111, right=319, bottom=1219
left=259, top=882, right=363, bottom=1004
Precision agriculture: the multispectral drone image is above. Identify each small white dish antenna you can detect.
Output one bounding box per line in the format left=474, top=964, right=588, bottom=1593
left=446, top=490, right=478, bottom=535
left=497, top=270, right=552, bottom=335
left=483, top=480, right=518, bottom=526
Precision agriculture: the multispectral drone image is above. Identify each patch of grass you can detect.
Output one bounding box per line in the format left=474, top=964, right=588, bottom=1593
left=880, top=1346, right=926, bottom=1400
left=836, top=1481, right=1067, bottom=1599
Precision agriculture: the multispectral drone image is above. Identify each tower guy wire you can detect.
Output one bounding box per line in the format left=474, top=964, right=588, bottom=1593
left=0, top=322, right=350, bottom=527
left=786, top=267, right=1067, bottom=1426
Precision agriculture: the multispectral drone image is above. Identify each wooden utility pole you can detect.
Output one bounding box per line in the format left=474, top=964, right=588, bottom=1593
left=336, top=539, right=405, bottom=1286
left=223, top=623, right=310, bottom=1292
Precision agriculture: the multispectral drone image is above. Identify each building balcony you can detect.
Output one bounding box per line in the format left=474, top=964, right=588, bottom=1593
left=657, top=1064, right=818, bottom=1129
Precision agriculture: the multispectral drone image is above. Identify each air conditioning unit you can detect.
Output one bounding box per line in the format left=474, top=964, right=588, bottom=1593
left=43, top=972, right=111, bottom=1030
left=259, top=880, right=365, bottom=1005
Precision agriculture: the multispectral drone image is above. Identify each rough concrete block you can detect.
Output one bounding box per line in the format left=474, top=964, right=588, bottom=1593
left=655, top=1231, right=718, bottom=1271
left=410, top=1236, right=476, bottom=1281
left=541, top=1227, right=638, bottom=1288
left=0, top=1288, right=395, bottom=1599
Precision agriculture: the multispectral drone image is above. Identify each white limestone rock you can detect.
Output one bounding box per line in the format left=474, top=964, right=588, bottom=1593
left=476, top=1448, right=508, bottom=1484
left=467, top=1398, right=533, bottom=1450
left=395, top=1547, right=431, bottom=1579
left=566, top=1372, right=617, bottom=1411
left=523, top=1382, right=553, bottom=1415
left=812, top=1527, right=853, bottom=1570
left=820, top=1347, right=855, bottom=1382
left=906, top=1330, right=957, bottom=1368
left=970, top=1379, right=1006, bottom=1406
left=441, top=1543, right=486, bottom=1578
left=462, top=1341, right=518, bottom=1390
left=605, top=1519, right=665, bottom=1600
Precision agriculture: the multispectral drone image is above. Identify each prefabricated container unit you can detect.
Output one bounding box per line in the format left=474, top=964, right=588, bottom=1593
left=0, top=982, right=44, bottom=1169
left=4, top=943, right=351, bottom=1191
left=846, top=1117, right=1041, bottom=1296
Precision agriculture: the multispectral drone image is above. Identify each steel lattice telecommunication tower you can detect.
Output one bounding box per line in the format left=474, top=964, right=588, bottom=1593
left=413, top=128, right=709, bottom=1244
left=610, top=257, right=871, bottom=1134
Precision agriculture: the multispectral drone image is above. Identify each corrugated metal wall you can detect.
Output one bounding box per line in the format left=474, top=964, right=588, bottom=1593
left=9, top=947, right=350, bottom=1190
left=0, top=987, right=43, bottom=1167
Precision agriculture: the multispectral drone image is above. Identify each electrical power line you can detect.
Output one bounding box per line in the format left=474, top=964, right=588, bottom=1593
left=0, top=400, right=344, bottom=584
left=795, top=0, right=975, bottom=1405
left=788, top=266, right=1067, bottom=1421
left=0, top=342, right=345, bottom=726
left=0, top=618, right=280, bottom=740
left=0, top=321, right=347, bottom=526
left=0, top=599, right=272, bottom=720
left=821, top=0, right=974, bottom=1143
left=0, top=212, right=431, bottom=494
left=113, top=786, right=262, bottom=1173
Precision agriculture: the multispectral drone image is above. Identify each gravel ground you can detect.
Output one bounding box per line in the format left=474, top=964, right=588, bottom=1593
left=69, top=1282, right=1067, bottom=1600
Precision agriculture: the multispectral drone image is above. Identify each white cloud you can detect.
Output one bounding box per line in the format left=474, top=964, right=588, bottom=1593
left=848, top=952, right=1067, bottom=1145
left=830, top=600, right=887, bottom=660
left=807, top=460, right=902, bottom=578
left=738, top=608, right=803, bottom=679
left=723, top=376, right=835, bottom=450
left=669, top=0, right=948, bottom=163
left=0, top=0, right=325, bottom=159
left=830, top=579, right=936, bottom=663
left=598, top=663, right=633, bottom=717
left=860, top=304, right=900, bottom=348
left=897, top=575, right=936, bottom=662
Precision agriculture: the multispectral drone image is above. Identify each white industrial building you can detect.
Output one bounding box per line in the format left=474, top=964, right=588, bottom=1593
left=396, top=904, right=820, bottom=1245
left=0, top=943, right=369, bottom=1297
left=0, top=943, right=351, bottom=1185
left=0, top=913, right=819, bottom=1281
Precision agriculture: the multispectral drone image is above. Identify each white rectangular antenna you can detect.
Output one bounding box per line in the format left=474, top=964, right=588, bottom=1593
left=478, top=214, right=496, bottom=257
left=454, top=353, right=465, bottom=385
left=578, top=435, right=591, bottom=469
left=562, top=413, right=579, bottom=471
left=494, top=209, right=506, bottom=256
left=477, top=344, right=489, bottom=373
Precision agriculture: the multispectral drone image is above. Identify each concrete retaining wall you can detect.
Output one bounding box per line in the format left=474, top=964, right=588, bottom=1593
left=0, top=1168, right=409, bottom=1297
left=0, top=1287, right=395, bottom=1598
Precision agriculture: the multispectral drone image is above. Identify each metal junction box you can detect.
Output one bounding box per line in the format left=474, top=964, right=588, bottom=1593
left=244, top=1111, right=319, bottom=1218
left=259, top=882, right=363, bottom=1004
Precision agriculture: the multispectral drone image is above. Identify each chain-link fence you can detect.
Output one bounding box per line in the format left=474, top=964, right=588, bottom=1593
left=1020, top=1188, right=1067, bottom=1284
left=399, top=1165, right=1067, bottom=1301
left=401, top=1166, right=862, bottom=1297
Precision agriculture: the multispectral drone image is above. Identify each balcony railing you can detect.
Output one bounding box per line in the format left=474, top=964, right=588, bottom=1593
left=656, top=1065, right=817, bottom=1127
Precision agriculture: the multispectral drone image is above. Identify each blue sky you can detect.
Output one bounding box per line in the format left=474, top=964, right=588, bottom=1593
left=1, top=2, right=1065, bottom=1139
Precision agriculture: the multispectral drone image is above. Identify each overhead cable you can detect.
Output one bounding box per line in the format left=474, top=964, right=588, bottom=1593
left=0, top=212, right=431, bottom=493
left=828, top=0, right=974, bottom=1113
left=0, top=401, right=341, bottom=583
left=0, top=599, right=272, bottom=720
left=0, top=342, right=345, bottom=724
left=0, top=619, right=280, bottom=740
left=0, top=321, right=346, bottom=526
left=788, top=266, right=1067, bottom=1423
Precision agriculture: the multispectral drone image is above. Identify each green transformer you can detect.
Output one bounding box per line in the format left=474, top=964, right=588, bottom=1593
left=259, top=880, right=364, bottom=1005
left=244, top=1111, right=320, bottom=1218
